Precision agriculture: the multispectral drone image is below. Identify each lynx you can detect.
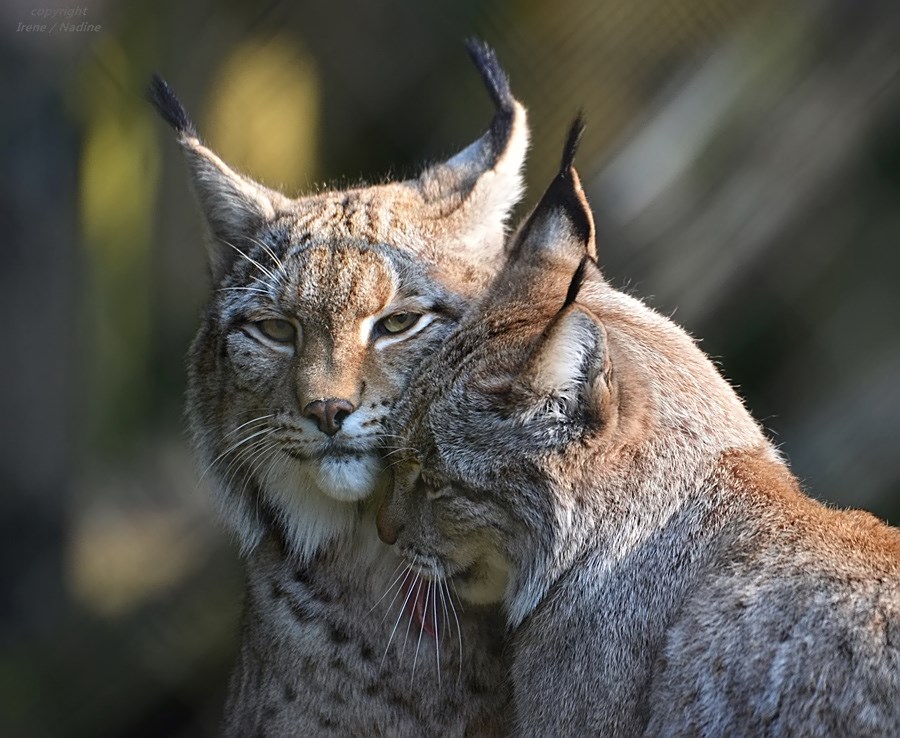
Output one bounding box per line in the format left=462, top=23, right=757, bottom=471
left=378, top=121, right=900, bottom=736
left=150, top=42, right=528, bottom=736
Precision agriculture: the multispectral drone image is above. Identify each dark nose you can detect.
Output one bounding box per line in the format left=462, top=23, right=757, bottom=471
left=376, top=503, right=402, bottom=545
left=303, top=398, right=355, bottom=436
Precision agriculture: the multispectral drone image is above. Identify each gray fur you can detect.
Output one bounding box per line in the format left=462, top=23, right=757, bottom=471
left=380, top=140, right=900, bottom=736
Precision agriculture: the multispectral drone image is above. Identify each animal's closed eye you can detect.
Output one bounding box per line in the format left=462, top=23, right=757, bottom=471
left=242, top=318, right=298, bottom=352
left=256, top=318, right=295, bottom=342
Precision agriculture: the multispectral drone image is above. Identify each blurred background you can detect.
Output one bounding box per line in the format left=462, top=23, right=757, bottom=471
left=2, top=0, right=899, bottom=735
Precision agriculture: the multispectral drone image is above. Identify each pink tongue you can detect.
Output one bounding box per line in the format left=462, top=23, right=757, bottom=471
left=402, top=577, right=436, bottom=639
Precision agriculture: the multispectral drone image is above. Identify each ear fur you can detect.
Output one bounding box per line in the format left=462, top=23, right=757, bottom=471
left=148, top=75, right=291, bottom=283
left=521, top=303, right=609, bottom=414
left=416, top=40, right=529, bottom=261
left=508, top=114, right=596, bottom=267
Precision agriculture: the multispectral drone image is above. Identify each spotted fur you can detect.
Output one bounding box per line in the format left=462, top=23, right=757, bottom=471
left=380, top=122, right=900, bottom=736
left=152, top=41, right=526, bottom=735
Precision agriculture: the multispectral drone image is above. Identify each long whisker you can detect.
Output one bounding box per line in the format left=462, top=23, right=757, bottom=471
left=222, top=414, right=276, bottom=440
left=386, top=456, right=415, bottom=471
left=217, top=237, right=278, bottom=284
left=243, top=234, right=285, bottom=273
left=432, top=580, right=440, bottom=687
left=219, top=436, right=270, bottom=492
left=238, top=441, right=281, bottom=499
left=437, top=578, right=450, bottom=645
left=260, top=442, right=289, bottom=488
left=381, top=572, right=419, bottom=670
left=446, top=583, right=464, bottom=684
left=380, top=568, right=414, bottom=623
left=197, top=427, right=275, bottom=484
left=401, top=576, right=424, bottom=658
left=382, top=446, right=418, bottom=459
left=216, top=286, right=271, bottom=296
left=369, top=562, right=410, bottom=614
left=449, top=576, right=466, bottom=613
left=411, top=579, right=430, bottom=681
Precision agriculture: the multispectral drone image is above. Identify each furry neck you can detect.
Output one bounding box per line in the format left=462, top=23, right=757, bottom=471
left=259, top=465, right=400, bottom=587
left=505, top=439, right=759, bottom=630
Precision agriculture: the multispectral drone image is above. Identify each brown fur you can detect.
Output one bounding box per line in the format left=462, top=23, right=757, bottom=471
left=379, top=127, right=900, bottom=736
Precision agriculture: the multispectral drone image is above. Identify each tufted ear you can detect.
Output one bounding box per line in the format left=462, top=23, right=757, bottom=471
left=148, top=76, right=292, bottom=284
left=513, top=258, right=610, bottom=424
left=508, top=115, right=596, bottom=269
left=415, top=40, right=529, bottom=264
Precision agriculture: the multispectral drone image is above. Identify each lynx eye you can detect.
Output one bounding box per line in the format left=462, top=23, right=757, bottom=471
left=377, top=312, right=420, bottom=335
left=256, top=318, right=295, bottom=343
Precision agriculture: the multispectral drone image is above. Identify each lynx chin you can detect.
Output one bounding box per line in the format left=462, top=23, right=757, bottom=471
left=378, top=118, right=900, bottom=737
left=151, top=40, right=527, bottom=736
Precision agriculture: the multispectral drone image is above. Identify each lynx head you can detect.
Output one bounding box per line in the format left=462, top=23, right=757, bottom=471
left=150, top=42, right=529, bottom=559
left=378, top=119, right=764, bottom=626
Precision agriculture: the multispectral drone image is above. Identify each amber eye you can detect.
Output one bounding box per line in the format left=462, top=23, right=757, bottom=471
left=256, top=318, right=295, bottom=343
left=377, top=312, right=420, bottom=335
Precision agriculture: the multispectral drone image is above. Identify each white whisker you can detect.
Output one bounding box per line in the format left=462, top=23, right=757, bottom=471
left=243, top=234, right=285, bottom=273
left=222, top=414, right=276, bottom=440
left=412, top=580, right=430, bottom=681
left=217, top=237, right=278, bottom=284
left=382, top=446, right=417, bottom=459
left=216, top=286, right=270, bottom=297
left=449, top=576, right=466, bottom=613
left=438, top=578, right=450, bottom=644
left=401, top=576, right=424, bottom=658
left=369, top=563, right=410, bottom=614
left=379, top=568, right=414, bottom=624
left=219, top=437, right=269, bottom=491
left=381, top=572, right=418, bottom=671
left=238, top=441, right=280, bottom=499
left=432, top=579, right=440, bottom=687
left=447, top=583, right=464, bottom=684
left=197, top=427, right=275, bottom=484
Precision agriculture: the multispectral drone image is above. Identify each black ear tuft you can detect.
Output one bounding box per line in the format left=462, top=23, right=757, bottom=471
left=560, top=112, right=586, bottom=175
left=507, top=114, right=596, bottom=262
left=547, top=115, right=593, bottom=246
left=465, top=38, right=514, bottom=114
left=564, top=255, right=589, bottom=308
left=147, top=74, right=197, bottom=138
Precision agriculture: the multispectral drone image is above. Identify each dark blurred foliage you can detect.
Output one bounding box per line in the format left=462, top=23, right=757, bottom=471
left=1, top=0, right=898, bottom=735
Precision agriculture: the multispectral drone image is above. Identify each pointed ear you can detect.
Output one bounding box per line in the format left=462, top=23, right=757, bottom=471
left=415, top=40, right=529, bottom=263
left=508, top=115, right=596, bottom=268
left=518, top=302, right=609, bottom=422
left=148, top=76, right=291, bottom=283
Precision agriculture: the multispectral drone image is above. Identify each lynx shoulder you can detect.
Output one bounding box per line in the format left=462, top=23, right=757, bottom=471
left=379, top=119, right=900, bottom=736
left=151, top=41, right=527, bottom=735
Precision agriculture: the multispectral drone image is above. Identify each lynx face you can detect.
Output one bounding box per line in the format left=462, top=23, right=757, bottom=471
left=151, top=43, right=529, bottom=558
left=202, top=229, right=474, bottom=502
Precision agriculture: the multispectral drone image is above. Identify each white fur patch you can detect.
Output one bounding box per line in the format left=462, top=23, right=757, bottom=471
left=314, top=454, right=382, bottom=502
left=458, top=548, right=510, bottom=606
left=526, top=310, right=600, bottom=409
left=264, top=459, right=363, bottom=561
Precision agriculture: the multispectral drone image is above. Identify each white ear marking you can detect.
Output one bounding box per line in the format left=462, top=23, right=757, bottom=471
left=532, top=309, right=600, bottom=394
